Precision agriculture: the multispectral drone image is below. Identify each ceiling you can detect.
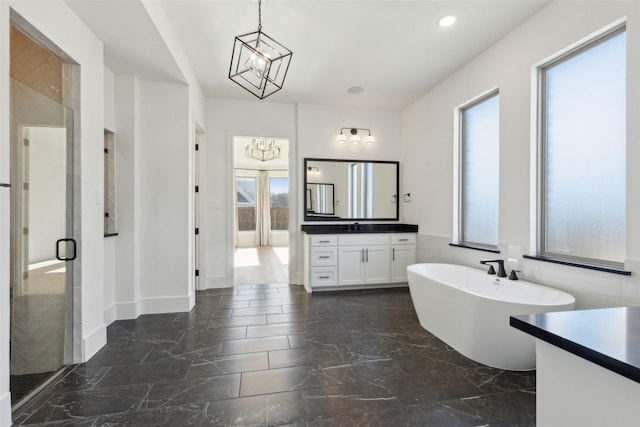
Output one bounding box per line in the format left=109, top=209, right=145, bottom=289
left=67, top=0, right=551, bottom=110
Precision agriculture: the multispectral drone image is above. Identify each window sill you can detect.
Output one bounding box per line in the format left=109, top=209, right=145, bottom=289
left=449, top=243, right=500, bottom=254
left=104, top=233, right=119, bottom=238
left=523, top=255, right=631, bottom=276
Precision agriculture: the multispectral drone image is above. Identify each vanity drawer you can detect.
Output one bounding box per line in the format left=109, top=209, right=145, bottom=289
left=310, top=247, right=337, bottom=267
left=338, top=233, right=390, bottom=246
left=310, top=235, right=338, bottom=246
left=310, top=267, right=337, bottom=287
left=391, top=234, right=416, bottom=245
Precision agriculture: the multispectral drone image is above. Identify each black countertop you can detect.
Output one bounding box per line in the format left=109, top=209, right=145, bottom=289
left=301, top=223, right=418, bottom=234
left=511, top=307, right=640, bottom=383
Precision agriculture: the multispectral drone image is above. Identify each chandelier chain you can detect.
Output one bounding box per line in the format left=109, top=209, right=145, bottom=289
left=258, top=0, right=262, bottom=32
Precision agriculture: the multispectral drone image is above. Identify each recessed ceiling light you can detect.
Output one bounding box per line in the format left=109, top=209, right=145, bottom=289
left=439, top=15, right=456, bottom=28
left=347, top=86, right=364, bottom=94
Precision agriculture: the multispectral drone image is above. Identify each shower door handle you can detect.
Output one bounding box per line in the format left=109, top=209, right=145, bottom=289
left=56, top=238, right=77, bottom=261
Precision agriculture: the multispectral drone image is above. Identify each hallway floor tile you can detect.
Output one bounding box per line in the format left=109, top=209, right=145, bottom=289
left=12, top=284, right=535, bottom=426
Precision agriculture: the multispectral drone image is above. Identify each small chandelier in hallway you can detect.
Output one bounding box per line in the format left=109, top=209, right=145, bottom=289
left=245, top=138, right=281, bottom=162
left=228, top=0, right=293, bottom=99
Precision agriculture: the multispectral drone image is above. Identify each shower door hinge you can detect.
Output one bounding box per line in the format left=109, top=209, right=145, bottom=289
left=195, top=269, right=200, bottom=277
left=195, top=144, right=199, bottom=151
left=195, top=228, right=199, bottom=235
left=195, top=186, right=199, bottom=193
left=104, top=148, right=109, bottom=154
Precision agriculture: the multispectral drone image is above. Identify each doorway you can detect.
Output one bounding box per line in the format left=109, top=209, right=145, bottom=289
left=9, top=25, right=78, bottom=408
left=233, top=137, right=289, bottom=285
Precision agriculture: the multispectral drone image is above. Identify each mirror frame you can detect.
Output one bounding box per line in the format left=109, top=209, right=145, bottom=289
left=303, top=158, right=400, bottom=221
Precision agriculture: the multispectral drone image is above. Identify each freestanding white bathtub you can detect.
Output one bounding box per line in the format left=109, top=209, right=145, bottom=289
left=407, top=263, right=575, bottom=370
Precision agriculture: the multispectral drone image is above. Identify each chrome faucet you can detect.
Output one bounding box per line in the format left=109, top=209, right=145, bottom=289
left=480, top=259, right=507, bottom=278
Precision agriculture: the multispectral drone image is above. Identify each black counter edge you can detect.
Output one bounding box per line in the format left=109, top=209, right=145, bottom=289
left=510, top=315, right=640, bottom=384
left=301, top=223, right=418, bottom=234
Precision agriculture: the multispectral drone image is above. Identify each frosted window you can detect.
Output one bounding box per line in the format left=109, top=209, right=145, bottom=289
left=461, top=93, right=500, bottom=247
left=542, top=29, right=626, bottom=264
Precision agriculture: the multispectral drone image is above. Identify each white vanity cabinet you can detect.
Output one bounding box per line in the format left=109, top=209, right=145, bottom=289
left=304, top=235, right=338, bottom=289
left=390, top=234, right=417, bottom=283
left=303, top=231, right=416, bottom=291
left=338, top=234, right=391, bottom=286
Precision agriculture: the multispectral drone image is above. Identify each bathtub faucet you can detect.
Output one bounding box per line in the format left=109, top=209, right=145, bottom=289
left=480, top=259, right=507, bottom=278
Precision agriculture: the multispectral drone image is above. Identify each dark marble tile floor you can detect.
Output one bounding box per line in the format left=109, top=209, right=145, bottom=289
left=12, top=284, right=535, bottom=426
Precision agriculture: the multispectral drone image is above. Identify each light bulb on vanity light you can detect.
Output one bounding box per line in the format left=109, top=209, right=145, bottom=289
left=337, top=127, right=374, bottom=145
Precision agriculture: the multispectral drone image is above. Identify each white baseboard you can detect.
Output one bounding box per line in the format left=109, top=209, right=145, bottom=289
left=139, top=295, right=192, bottom=315
left=115, top=301, right=141, bottom=320
left=0, top=390, right=11, bottom=427
left=103, top=303, right=116, bottom=326
left=206, top=275, right=230, bottom=289
left=83, top=322, right=107, bottom=361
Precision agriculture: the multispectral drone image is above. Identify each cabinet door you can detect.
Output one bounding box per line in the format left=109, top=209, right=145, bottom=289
left=338, top=246, right=365, bottom=286
left=364, top=245, right=391, bottom=284
left=390, top=245, right=416, bottom=283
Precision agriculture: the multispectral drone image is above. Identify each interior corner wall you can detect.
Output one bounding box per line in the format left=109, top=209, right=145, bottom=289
left=113, top=74, right=141, bottom=319
left=102, top=66, right=115, bottom=324
left=401, top=1, right=640, bottom=309
left=0, top=2, right=10, bottom=423
left=139, top=81, right=193, bottom=313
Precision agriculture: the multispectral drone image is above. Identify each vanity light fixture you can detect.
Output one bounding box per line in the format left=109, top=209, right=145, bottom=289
left=228, top=0, right=293, bottom=99
left=245, top=138, right=281, bottom=161
left=336, top=128, right=375, bottom=145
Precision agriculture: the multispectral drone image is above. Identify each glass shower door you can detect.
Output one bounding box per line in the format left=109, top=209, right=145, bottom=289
left=10, top=78, right=75, bottom=404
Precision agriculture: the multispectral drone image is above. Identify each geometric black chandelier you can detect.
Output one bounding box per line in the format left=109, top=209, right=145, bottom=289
left=228, top=0, right=293, bottom=100
left=245, top=138, right=281, bottom=162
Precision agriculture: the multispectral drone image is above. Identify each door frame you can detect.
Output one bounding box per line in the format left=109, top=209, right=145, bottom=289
left=226, top=134, right=297, bottom=286
left=9, top=16, right=83, bottom=374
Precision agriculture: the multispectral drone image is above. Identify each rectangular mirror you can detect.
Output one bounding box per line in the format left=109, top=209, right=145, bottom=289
left=304, top=158, right=399, bottom=221
left=307, top=183, right=334, bottom=216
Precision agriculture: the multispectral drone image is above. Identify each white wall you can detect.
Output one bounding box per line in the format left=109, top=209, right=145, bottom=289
left=203, top=99, right=402, bottom=287
left=402, top=1, right=640, bottom=309
left=205, top=99, right=297, bottom=287
left=104, top=67, right=115, bottom=132
left=103, top=67, right=116, bottom=324
left=1, top=1, right=105, bottom=422
left=112, top=74, right=142, bottom=319
left=0, top=3, right=9, bottom=423
left=139, top=81, right=193, bottom=313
